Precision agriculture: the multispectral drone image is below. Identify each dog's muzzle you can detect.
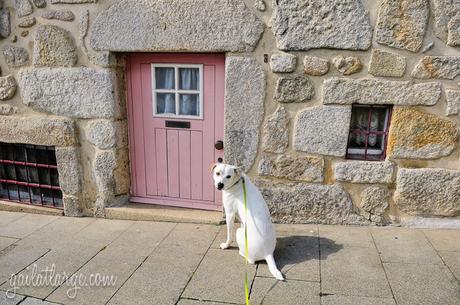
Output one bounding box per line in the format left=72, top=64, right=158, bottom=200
left=217, top=182, right=224, bottom=190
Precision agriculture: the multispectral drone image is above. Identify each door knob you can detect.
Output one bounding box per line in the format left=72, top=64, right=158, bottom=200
left=214, top=140, right=224, bottom=150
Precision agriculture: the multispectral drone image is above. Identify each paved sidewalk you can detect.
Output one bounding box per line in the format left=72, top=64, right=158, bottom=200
left=0, top=211, right=458, bottom=305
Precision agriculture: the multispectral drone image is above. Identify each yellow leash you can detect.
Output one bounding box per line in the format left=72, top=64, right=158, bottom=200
left=242, top=178, right=250, bottom=305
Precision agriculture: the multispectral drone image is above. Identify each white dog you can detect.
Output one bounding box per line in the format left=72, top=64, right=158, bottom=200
left=212, top=161, right=284, bottom=281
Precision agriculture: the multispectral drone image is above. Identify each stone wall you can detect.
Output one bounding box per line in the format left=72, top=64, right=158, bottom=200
left=0, top=0, right=458, bottom=225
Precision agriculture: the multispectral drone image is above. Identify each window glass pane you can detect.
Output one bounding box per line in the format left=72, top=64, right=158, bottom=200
left=350, top=106, right=369, bottom=132
left=179, top=94, right=200, bottom=116
left=370, top=107, right=388, bottom=131
left=156, top=93, right=176, bottom=115
left=155, top=67, right=175, bottom=89
left=179, top=68, right=199, bottom=90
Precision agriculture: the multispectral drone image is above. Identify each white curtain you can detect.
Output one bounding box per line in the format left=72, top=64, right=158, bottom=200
left=157, top=93, right=175, bottom=114
left=179, top=68, right=200, bottom=116
left=155, top=68, right=175, bottom=89
left=350, top=110, right=379, bottom=147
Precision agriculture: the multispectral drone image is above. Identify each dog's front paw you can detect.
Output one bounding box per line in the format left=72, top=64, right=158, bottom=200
left=220, top=242, right=230, bottom=250
left=274, top=270, right=285, bottom=281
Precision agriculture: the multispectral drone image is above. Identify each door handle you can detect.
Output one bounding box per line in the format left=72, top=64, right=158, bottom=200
left=214, top=140, right=224, bottom=150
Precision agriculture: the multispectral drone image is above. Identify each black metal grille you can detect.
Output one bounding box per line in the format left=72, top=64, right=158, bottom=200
left=0, top=142, right=63, bottom=208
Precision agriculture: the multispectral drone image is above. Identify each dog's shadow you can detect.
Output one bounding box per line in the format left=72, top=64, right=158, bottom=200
left=266, top=235, right=343, bottom=269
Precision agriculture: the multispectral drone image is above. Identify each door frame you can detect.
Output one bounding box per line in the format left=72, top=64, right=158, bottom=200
left=125, top=53, right=225, bottom=211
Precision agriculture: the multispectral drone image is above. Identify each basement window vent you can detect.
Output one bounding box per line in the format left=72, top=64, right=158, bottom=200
left=0, top=143, right=63, bottom=208
left=346, top=105, right=393, bottom=161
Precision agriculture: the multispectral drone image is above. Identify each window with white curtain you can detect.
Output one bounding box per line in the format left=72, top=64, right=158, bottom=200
left=151, top=64, right=203, bottom=119
left=346, top=105, right=392, bottom=161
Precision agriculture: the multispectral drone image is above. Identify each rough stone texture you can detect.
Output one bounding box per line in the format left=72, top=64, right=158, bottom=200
left=63, top=195, right=83, bottom=217
left=51, top=0, right=96, bottom=2
left=387, top=107, right=458, bottom=159
left=394, top=168, right=460, bottom=217
left=262, top=106, right=289, bottom=153
left=274, top=75, right=314, bottom=103
left=432, top=0, right=460, bottom=46
left=93, top=149, right=116, bottom=196
left=0, top=9, right=10, bottom=38
left=90, top=0, right=264, bottom=52
left=18, top=16, right=35, bottom=27
left=334, top=161, right=395, bottom=184
left=256, top=180, right=367, bottom=224
left=0, top=115, right=76, bottom=146
left=323, top=78, right=442, bottom=106
left=254, top=0, right=266, bottom=11
left=446, top=89, right=460, bottom=116
left=33, top=25, right=77, bottom=67
left=375, top=0, right=429, bottom=52
left=41, top=10, right=75, bottom=21
left=294, top=105, right=351, bottom=157
left=0, top=104, right=17, bottom=115
left=224, top=57, right=265, bottom=172
left=271, top=0, right=372, bottom=51
left=114, top=148, right=130, bottom=195
left=332, top=55, right=362, bottom=75
left=18, top=68, right=119, bottom=119
left=303, top=55, right=329, bottom=76
left=448, top=13, right=460, bottom=46
left=360, top=186, right=389, bottom=223
left=14, top=0, right=33, bottom=17
left=3, top=45, right=29, bottom=67
left=32, top=0, right=46, bottom=8
left=258, top=154, right=324, bottom=183
left=55, top=147, right=82, bottom=196
left=86, top=120, right=117, bottom=149
left=20, top=30, right=28, bottom=37
left=368, top=49, right=406, bottom=77
left=411, top=56, right=460, bottom=80
left=270, top=52, right=297, bottom=73
left=0, top=75, right=16, bottom=100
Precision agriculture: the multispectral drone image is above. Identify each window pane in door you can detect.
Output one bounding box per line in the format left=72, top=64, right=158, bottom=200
left=179, top=68, right=199, bottom=90
left=155, top=67, right=175, bottom=89
left=156, top=93, right=176, bottom=115
left=179, top=94, right=199, bottom=116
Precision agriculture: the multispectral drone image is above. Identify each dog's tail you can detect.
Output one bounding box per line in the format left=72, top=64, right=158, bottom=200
left=265, top=254, right=284, bottom=281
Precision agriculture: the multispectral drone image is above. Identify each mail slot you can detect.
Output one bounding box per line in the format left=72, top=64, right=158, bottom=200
left=165, top=120, right=191, bottom=129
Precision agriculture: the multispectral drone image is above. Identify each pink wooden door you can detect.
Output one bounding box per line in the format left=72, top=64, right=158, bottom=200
left=126, top=53, right=224, bottom=211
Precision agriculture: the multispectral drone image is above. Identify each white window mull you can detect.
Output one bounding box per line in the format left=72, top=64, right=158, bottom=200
left=154, top=66, right=201, bottom=117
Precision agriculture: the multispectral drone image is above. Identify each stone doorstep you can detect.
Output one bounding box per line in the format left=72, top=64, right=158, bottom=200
left=105, top=203, right=224, bottom=225
left=0, top=200, right=63, bottom=216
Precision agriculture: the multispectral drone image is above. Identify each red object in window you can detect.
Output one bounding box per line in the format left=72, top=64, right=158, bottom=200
left=0, top=143, right=63, bottom=209
left=346, top=105, right=393, bottom=161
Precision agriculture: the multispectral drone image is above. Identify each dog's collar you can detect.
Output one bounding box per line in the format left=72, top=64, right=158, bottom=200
left=227, top=177, right=245, bottom=190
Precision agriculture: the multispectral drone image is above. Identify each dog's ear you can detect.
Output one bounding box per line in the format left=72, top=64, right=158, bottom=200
left=210, top=163, right=217, bottom=173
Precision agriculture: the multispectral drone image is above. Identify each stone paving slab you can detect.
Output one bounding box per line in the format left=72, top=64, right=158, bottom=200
left=0, top=244, right=50, bottom=285
left=0, top=291, right=25, bottom=304
left=384, top=262, right=460, bottom=305
left=0, top=211, right=26, bottom=226
left=256, top=233, right=320, bottom=281
left=16, top=217, right=96, bottom=250
left=20, top=297, right=62, bottom=305
left=250, top=277, right=320, bottom=305
left=177, top=299, right=231, bottom=305
left=0, top=212, right=459, bottom=305
left=46, top=221, right=176, bottom=305
left=319, top=225, right=374, bottom=248
left=423, top=229, right=460, bottom=252
left=0, top=214, right=58, bottom=239
left=0, top=236, right=18, bottom=251
left=107, top=223, right=219, bottom=305
left=182, top=248, right=257, bottom=304
left=320, top=245, right=393, bottom=298
left=438, top=251, right=460, bottom=281
left=371, top=228, right=443, bottom=264
left=321, top=294, right=396, bottom=305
